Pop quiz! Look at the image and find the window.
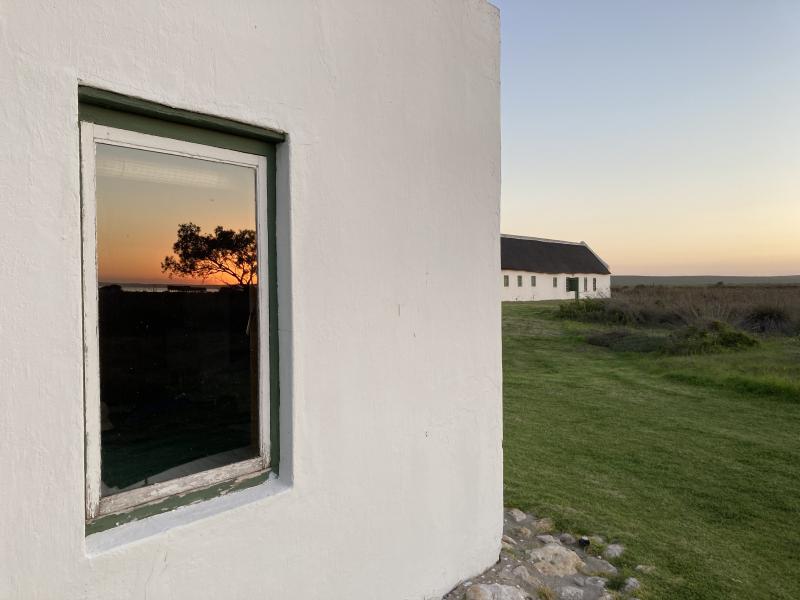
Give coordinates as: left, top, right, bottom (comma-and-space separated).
584, 277, 588, 292
553, 276, 558, 288
79, 89, 282, 528
503, 275, 509, 287
566, 277, 579, 293
593, 277, 597, 292
517, 275, 523, 287
531, 275, 536, 287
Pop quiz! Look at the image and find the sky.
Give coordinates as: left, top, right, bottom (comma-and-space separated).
96, 144, 256, 285
492, 0, 800, 275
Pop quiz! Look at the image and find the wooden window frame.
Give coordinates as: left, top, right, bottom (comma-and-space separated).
80, 122, 272, 523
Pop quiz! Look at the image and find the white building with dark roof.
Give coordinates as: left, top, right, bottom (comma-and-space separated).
501, 235, 611, 301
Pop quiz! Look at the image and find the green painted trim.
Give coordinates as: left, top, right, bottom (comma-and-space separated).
79, 104, 275, 156
85, 471, 270, 535
266, 147, 281, 475
78, 86, 285, 143
80, 88, 283, 530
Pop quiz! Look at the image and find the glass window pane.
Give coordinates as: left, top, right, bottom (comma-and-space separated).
95, 143, 259, 496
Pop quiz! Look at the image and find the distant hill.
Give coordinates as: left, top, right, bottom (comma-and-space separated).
613, 275, 800, 287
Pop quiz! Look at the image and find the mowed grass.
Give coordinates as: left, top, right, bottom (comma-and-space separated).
503, 302, 800, 600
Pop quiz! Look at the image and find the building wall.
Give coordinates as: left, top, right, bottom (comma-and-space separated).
0, 2, 502, 599
501, 271, 612, 301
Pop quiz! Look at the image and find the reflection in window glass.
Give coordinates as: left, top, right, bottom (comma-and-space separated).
96, 143, 259, 495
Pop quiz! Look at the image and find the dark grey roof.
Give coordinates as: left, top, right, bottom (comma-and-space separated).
501, 236, 610, 275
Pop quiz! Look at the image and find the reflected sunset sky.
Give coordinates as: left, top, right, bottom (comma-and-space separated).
96, 144, 256, 285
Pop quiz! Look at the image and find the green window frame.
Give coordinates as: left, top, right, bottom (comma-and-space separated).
531, 275, 536, 287
517, 275, 523, 287
504, 275, 509, 287
79, 87, 285, 534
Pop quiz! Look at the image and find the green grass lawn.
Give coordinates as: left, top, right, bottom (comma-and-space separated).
503, 302, 800, 600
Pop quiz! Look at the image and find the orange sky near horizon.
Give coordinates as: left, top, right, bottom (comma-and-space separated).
96, 144, 257, 285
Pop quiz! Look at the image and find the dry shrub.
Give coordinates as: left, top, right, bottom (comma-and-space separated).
565, 285, 800, 335
585, 322, 758, 355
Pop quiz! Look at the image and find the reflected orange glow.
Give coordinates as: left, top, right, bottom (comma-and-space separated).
96, 144, 257, 286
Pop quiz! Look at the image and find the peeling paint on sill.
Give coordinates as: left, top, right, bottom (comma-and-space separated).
85, 469, 270, 535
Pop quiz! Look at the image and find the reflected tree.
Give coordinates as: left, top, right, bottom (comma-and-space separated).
162, 222, 260, 447
161, 223, 257, 287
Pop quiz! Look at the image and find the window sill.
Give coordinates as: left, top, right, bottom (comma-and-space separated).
85, 470, 290, 555
94, 455, 268, 520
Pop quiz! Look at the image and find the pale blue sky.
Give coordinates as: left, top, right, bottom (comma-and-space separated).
492, 1, 800, 275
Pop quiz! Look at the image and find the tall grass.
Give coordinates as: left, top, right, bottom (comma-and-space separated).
561, 285, 800, 335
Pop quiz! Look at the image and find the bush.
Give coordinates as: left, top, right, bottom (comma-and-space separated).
741, 306, 795, 334
585, 322, 758, 355
664, 322, 758, 355
586, 330, 665, 353
557, 298, 608, 321
558, 285, 800, 337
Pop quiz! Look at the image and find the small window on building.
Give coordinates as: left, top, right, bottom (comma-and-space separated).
531, 275, 536, 287
517, 275, 523, 287
566, 277, 579, 293
593, 277, 597, 291
79, 91, 282, 527
504, 275, 509, 287
553, 276, 558, 288
584, 277, 588, 292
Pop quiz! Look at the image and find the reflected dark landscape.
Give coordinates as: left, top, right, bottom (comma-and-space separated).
99, 284, 256, 492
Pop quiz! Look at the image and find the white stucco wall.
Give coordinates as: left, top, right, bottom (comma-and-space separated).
501, 272, 612, 301
0, 2, 501, 599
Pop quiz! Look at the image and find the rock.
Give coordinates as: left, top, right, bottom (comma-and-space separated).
622, 577, 641, 594
558, 586, 584, 600
507, 508, 527, 523
635, 564, 656, 574
502, 535, 516, 545
588, 535, 605, 547
465, 583, 528, 600
603, 544, 624, 559
530, 544, 585, 577
518, 527, 533, 539
501, 541, 513, 551
581, 556, 618, 576
572, 575, 585, 587
536, 534, 558, 545
533, 517, 555, 533
512, 565, 542, 588
584, 576, 607, 589
559, 533, 576, 545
